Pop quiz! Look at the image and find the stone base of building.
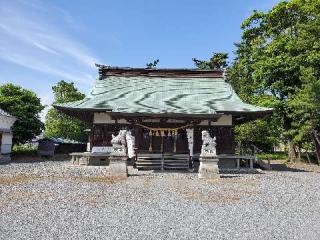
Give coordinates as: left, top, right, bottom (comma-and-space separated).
0, 154, 11, 164
109, 155, 128, 177
70, 152, 110, 166
198, 156, 219, 179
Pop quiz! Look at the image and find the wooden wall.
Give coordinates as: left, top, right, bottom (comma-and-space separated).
91, 124, 235, 155
91, 124, 132, 147
193, 126, 235, 154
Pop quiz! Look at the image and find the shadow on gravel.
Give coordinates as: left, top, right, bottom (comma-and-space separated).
129, 170, 195, 177
270, 163, 311, 172
152, 170, 193, 174
220, 175, 242, 179
10, 154, 71, 164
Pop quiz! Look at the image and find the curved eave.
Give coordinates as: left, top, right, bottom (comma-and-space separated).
229, 109, 273, 124
54, 105, 110, 112
54, 104, 273, 124
53, 105, 95, 124
217, 109, 273, 116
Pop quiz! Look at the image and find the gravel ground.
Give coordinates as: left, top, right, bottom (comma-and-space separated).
1, 160, 320, 240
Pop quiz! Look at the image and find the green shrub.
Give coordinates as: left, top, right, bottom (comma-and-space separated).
12, 144, 37, 156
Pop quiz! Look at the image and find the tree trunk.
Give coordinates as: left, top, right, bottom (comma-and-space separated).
288, 140, 297, 162
296, 144, 301, 162
312, 130, 320, 165
306, 151, 311, 164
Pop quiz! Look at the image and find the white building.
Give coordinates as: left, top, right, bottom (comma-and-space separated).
0, 109, 16, 163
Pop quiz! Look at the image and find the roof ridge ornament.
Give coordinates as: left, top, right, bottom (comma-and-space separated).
94, 64, 224, 78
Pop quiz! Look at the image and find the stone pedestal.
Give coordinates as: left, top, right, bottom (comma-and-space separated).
198, 156, 219, 179
198, 130, 219, 179
109, 153, 128, 177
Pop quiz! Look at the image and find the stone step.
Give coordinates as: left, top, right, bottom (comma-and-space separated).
137, 166, 189, 170
136, 154, 190, 170
164, 163, 189, 167
164, 166, 189, 170
163, 159, 189, 162
136, 163, 162, 166
136, 166, 162, 170
137, 159, 188, 163
136, 162, 188, 165
136, 160, 189, 163
136, 159, 161, 162
138, 155, 189, 158
137, 163, 189, 170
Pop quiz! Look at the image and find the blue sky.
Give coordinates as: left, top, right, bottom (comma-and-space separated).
0, 0, 280, 119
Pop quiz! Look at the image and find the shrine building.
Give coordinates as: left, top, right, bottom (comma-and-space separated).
54, 65, 272, 170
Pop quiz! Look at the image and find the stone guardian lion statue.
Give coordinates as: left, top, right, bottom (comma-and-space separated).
111, 130, 127, 155
200, 130, 217, 157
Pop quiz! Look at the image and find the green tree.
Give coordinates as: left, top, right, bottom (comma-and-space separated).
146, 59, 159, 69
288, 67, 320, 162
45, 80, 87, 142
0, 83, 44, 144
192, 52, 228, 70
228, 0, 320, 161
193, 52, 281, 152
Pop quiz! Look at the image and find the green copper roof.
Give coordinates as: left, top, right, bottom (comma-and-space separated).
55, 76, 272, 115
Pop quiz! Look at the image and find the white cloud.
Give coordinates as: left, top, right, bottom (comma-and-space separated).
1, 52, 94, 86
32, 42, 60, 55
0, 0, 99, 87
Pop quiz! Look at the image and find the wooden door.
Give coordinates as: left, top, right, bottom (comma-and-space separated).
163, 136, 174, 153
175, 130, 189, 154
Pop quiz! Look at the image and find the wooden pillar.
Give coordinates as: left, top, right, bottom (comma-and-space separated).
161, 132, 164, 171
161, 136, 164, 153
90, 125, 95, 150
186, 128, 194, 170
250, 158, 254, 169
173, 135, 177, 153
161, 154, 164, 171
236, 158, 240, 169
149, 131, 153, 153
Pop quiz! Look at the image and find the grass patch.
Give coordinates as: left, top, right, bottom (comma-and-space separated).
257, 152, 288, 160
0, 175, 40, 185
0, 175, 125, 186
258, 152, 320, 164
